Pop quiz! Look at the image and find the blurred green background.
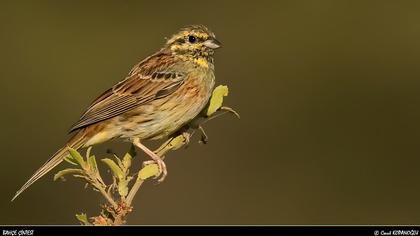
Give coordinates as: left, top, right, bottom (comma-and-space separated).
1, 0, 420, 225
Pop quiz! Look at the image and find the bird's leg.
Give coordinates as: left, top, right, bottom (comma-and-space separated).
132, 137, 167, 182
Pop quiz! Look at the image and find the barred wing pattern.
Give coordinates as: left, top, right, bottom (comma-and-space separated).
69, 52, 185, 132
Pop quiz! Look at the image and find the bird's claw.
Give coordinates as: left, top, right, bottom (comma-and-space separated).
142, 158, 167, 182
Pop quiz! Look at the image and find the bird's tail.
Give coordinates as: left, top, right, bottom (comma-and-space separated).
11, 130, 87, 201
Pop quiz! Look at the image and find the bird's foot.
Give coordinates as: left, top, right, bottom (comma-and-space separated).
142, 158, 167, 182
133, 137, 168, 182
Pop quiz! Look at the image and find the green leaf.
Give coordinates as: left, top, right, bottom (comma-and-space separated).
102, 158, 124, 180
75, 213, 88, 224
169, 134, 189, 151
63, 155, 78, 166
88, 155, 98, 172
72, 174, 90, 181
113, 154, 124, 170
68, 148, 86, 167
138, 164, 159, 180
122, 153, 132, 170
54, 168, 84, 181
118, 179, 129, 197
206, 85, 229, 116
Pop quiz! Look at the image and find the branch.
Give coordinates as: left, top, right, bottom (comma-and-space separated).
54, 85, 239, 225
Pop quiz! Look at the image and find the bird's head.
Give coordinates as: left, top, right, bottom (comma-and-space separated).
164, 25, 221, 62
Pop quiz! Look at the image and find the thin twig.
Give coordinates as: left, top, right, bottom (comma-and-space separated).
96, 183, 118, 209
126, 179, 144, 206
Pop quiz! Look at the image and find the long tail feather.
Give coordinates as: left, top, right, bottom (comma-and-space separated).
12, 131, 86, 201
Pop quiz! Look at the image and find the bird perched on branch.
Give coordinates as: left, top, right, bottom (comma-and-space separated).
12, 25, 221, 201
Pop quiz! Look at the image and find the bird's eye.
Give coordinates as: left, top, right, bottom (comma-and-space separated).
188, 35, 197, 43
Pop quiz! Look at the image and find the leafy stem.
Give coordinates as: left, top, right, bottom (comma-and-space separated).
54, 85, 239, 225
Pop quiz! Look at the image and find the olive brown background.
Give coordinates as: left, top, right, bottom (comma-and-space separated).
1, 1, 420, 224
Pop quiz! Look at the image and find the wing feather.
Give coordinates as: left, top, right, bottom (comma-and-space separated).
69, 52, 185, 132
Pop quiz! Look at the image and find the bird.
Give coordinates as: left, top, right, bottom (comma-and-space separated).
12, 25, 221, 201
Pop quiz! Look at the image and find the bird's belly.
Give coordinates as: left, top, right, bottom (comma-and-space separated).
116, 100, 204, 140
116, 77, 213, 140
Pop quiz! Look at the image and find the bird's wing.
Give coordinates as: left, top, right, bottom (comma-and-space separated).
69, 52, 185, 132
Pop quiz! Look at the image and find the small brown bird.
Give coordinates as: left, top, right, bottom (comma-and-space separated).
12, 25, 221, 201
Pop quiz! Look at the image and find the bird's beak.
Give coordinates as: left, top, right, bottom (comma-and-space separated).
203, 38, 222, 49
